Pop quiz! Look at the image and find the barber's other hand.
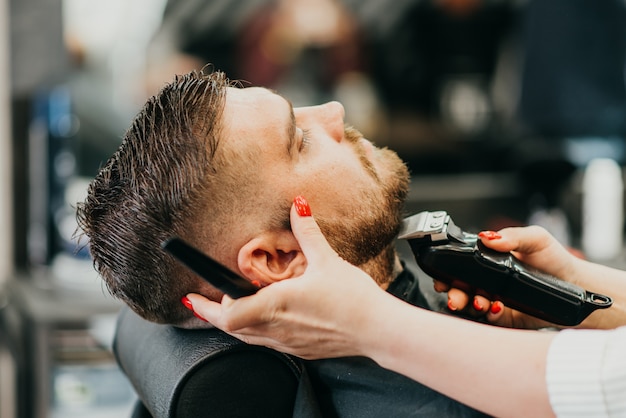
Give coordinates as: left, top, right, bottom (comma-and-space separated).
186, 196, 386, 359
436, 225, 579, 329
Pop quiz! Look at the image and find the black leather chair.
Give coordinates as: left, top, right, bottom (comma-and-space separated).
113, 306, 315, 418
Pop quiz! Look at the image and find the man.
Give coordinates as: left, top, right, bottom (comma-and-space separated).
78, 68, 407, 326
77, 68, 486, 417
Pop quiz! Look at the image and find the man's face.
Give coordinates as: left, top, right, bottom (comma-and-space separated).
221, 87, 409, 280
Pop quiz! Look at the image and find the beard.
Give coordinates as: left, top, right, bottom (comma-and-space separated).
316, 128, 410, 285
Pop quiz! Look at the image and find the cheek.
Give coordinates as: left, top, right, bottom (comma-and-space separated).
300, 167, 358, 198
290, 145, 387, 210
302, 174, 381, 220
307, 151, 373, 185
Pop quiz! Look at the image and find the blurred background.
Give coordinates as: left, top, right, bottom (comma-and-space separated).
1, 0, 626, 417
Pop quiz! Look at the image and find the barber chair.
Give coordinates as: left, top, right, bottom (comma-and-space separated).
113, 306, 314, 418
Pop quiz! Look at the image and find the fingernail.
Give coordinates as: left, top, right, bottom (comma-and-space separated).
193, 311, 208, 322
478, 231, 502, 240
472, 298, 483, 311
447, 298, 457, 312
294, 195, 311, 217
181, 296, 194, 311
182, 296, 207, 321
490, 301, 503, 314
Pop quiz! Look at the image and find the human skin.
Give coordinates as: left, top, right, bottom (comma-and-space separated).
187, 199, 626, 418
445, 226, 626, 330
209, 86, 408, 287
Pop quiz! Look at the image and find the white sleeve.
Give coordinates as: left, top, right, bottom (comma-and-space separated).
546, 326, 626, 418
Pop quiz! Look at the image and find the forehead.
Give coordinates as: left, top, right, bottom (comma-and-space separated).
224, 86, 289, 119
218, 87, 292, 161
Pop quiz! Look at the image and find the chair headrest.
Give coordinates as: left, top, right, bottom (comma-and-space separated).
113, 306, 303, 418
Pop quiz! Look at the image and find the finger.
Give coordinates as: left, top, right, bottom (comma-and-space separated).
471, 295, 491, 314
484, 302, 529, 329
498, 225, 552, 254
433, 280, 450, 293
486, 300, 505, 322
290, 195, 340, 265
479, 225, 551, 254
447, 288, 470, 312
184, 293, 226, 326
484, 301, 536, 329
187, 292, 272, 332
486, 302, 555, 330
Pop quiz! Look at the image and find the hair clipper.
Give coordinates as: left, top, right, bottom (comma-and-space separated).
398, 211, 613, 326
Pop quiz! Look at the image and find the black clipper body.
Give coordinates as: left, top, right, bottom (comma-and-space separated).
398, 211, 613, 326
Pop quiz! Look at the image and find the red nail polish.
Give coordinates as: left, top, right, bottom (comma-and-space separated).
490, 301, 503, 314
478, 231, 502, 240
473, 298, 483, 311
294, 195, 311, 217
447, 299, 457, 312
194, 311, 208, 322
181, 296, 193, 311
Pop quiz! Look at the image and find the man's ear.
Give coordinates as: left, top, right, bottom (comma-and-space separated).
237, 231, 307, 285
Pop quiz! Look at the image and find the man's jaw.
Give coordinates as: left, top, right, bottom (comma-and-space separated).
356, 244, 399, 288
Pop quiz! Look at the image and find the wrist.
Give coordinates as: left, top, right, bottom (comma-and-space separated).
357, 292, 422, 367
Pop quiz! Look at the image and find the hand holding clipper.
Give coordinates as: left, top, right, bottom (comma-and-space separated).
398, 211, 613, 326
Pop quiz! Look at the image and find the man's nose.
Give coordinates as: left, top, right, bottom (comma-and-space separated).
297, 101, 345, 143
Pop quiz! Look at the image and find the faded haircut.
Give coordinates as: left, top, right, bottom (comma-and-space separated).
76, 69, 232, 324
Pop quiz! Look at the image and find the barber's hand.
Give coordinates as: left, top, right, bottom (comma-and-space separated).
185, 196, 386, 359
436, 225, 579, 329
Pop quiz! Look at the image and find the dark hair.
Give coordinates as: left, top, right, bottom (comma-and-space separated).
76, 69, 231, 324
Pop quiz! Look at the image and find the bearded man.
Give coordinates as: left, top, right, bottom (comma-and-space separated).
77, 68, 487, 417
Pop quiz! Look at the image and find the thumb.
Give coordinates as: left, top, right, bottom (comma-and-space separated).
480, 225, 553, 254
290, 196, 339, 265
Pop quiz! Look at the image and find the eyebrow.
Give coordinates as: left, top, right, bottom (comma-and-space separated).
285, 99, 296, 157
265, 88, 296, 157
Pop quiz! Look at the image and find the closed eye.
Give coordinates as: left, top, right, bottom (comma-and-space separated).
299, 128, 312, 151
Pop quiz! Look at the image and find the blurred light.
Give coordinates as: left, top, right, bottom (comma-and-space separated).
62, 0, 166, 62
